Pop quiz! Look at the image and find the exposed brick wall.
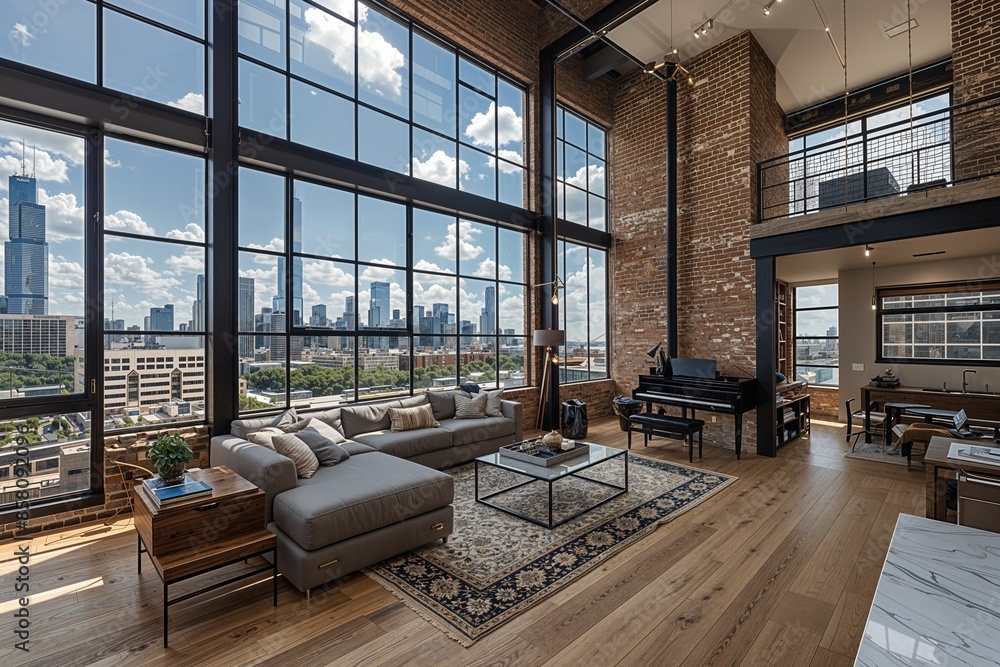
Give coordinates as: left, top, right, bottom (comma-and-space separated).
0, 425, 209, 541
611, 32, 784, 454
952, 0, 1000, 181
561, 379, 616, 420
808, 387, 839, 418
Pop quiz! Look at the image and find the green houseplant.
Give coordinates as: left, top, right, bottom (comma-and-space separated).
146, 434, 193, 485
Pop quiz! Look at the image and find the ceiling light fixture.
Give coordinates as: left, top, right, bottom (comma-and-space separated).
885, 18, 918, 38
865, 244, 873, 257
871, 261, 877, 311
763, 0, 777, 16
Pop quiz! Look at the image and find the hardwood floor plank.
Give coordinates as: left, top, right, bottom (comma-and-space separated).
0, 418, 927, 667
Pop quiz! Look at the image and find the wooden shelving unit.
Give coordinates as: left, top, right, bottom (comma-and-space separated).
775, 280, 793, 379
776, 394, 810, 447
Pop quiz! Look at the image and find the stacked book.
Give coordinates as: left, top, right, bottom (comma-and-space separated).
142, 475, 213, 507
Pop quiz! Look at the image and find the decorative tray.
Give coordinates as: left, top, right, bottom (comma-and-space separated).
499, 440, 590, 467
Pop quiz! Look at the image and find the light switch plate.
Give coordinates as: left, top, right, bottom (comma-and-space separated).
852, 363, 865, 372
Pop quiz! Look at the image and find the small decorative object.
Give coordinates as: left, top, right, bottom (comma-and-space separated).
560, 438, 575, 451
542, 430, 563, 448
146, 433, 194, 485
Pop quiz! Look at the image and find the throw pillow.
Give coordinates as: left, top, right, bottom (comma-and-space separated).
230, 407, 299, 439
454, 392, 488, 419
459, 382, 481, 394
247, 426, 283, 450
271, 433, 320, 478
388, 404, 440, 431
277, 419, 310, 434
484, 389, 503, 417
295, 426, 351, 466
304, 417, 347, 443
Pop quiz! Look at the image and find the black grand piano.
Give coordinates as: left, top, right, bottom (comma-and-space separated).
632, 358, 757, 459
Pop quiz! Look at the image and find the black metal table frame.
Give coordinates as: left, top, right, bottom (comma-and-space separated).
138, 534, 278, 647
474, 451, 628, 528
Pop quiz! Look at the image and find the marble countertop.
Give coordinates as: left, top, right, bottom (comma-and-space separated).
856, 514, 1000, 666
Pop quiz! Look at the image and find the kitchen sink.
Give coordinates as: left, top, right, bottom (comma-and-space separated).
920, 388, 998, 397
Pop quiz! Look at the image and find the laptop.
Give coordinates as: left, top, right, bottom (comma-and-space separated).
951, 409, 981, 439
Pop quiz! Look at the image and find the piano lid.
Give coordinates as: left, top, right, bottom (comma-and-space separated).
670, 358, 717, 379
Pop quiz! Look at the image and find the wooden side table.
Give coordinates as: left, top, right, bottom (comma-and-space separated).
133, 466, 277, 647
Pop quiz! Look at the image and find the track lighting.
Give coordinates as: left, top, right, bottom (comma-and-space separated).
694, 18, 713, 38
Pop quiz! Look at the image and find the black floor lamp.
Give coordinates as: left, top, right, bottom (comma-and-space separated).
534, 329, 564, 430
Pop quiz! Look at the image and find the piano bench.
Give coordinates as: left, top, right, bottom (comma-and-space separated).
627, 413, 705, 462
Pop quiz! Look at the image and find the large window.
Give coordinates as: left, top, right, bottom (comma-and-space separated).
556, 106, 608, 230
237, 0, 526, 206
236, 168, 528, 412
0, 1, 207, 113
879, 281, 1000, 364
786, 92, 951, 215
794, 284, 839, 386
102, 138, 207, 430
0, 118, 94, 512
558, 240, 607, 383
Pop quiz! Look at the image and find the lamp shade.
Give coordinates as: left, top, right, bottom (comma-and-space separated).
533, 329, 565, 347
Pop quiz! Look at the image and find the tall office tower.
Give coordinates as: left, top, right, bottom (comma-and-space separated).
460, 321, 476, 335
0, 295, 7, 314
269, 312, 303, 362
273, 199, 304, 325
4, 173, 49, 314
479, 285, 496, 336
344, 296, 355, 330
149, 304, 174, 331
103, 318, 125, 350
238, 277, 255, 358
192, 274, 206, 331
254, 306, 272, 350
413, 305, 424, 328
432, 303, 449, 348
310, 304, 327, 327
369, 282, 390, 327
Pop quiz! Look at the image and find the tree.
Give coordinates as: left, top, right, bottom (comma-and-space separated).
239, 394, 270, 411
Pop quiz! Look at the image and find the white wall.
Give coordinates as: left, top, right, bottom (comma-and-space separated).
837, 253, 1000, 420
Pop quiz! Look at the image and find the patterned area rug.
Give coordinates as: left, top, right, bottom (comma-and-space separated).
843, 440, 907, 466
364, 452, 736, 645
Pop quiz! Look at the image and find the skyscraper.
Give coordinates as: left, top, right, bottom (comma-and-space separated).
4, 173, 48, 314
238, 277, 255, 358
273, 199, 304, 325
369, 282, 390, 327
310, 304, 327, 327
345, 296, 355, 330
192, 274, 205, 331
480, 285, 496, 336
150, 304, 174, 331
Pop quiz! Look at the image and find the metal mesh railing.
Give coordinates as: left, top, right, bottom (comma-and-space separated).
757, 93, 1000, 222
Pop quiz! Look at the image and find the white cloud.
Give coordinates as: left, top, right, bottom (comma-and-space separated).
435, 220, 482, 261
0, 121, 85, 166
167, 92, 205, 115
38, 188, 84, 241
165, 247, 203, 274
104, 150, 120, 168
105, 252, 181, 304
247, 238, 285, 253
0, 144, 69, 183
9, 23, 33, 49
411, 150, 469, 188
302, 8, 356, 78
357, 8, 406, 102
497, 149, 523, 169
166, 223, 205, 242
471, 257, 513, 281
303, 260, 354, 288
105, 210, 156, 236
463, 103, 523, 151
413, 259, 452, 274
48, 254, 84, 291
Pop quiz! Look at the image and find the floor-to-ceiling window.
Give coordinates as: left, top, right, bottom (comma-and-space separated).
556, 106, 607, 231
794, 284, 839, 386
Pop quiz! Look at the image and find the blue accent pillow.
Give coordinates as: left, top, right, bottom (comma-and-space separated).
776, 372, 787, 384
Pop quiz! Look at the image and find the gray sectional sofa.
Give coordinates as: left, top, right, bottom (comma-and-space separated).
210, 389, 521, 594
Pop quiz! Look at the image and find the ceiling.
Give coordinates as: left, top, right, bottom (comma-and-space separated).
604, 0, 952, 112
775, 227, 1000, 284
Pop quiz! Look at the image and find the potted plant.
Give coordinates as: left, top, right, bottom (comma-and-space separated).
146, 434, 193, 486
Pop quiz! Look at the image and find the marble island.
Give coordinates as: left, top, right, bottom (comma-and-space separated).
856, 514, 1000, 666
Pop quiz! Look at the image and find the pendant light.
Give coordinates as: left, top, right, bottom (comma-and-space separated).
871, 261, 877, 311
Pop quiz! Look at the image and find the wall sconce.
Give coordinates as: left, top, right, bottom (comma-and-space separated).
536, 276, 565, 305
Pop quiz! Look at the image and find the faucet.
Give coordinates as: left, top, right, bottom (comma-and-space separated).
963, 369, 977, 393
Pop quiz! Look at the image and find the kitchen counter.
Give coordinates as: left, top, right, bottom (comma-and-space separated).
855, 514, 1000, 666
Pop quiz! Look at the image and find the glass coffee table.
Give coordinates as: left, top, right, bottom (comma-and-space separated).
474, 443, 628, 528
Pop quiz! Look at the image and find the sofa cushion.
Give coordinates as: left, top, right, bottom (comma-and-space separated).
484, 390, 504, 417
271, 433, 320, 479
341, 441, 376, 456
296, 425, 351, 466
439, 416, 516, 446
353, 427, 453, 459
340, 403, 392, 439
310, 408, 343, 434
454, 393, 488, 419
427, 390, 469, 421
389, 404, 439, 431
272, 452, 454, 550
304, 417, 347, 444
393, 394, 430, 409
231, 408, 299, 439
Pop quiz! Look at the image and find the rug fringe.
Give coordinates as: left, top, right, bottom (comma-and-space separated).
363, 568, 474, 647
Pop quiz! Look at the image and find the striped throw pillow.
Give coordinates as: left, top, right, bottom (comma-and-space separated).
271, 433, 320, 479
388, 404, 440, 432
454, 393, 488, 419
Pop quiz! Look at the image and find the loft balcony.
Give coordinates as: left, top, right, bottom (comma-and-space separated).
754, 93, 1000, 238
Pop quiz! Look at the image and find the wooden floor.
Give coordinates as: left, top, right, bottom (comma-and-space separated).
1, 414, 926, 667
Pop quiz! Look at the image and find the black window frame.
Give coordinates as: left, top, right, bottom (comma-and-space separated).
793, 283, 840, 388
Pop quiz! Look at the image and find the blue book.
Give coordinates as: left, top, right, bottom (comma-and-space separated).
143, 475, 212, 506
